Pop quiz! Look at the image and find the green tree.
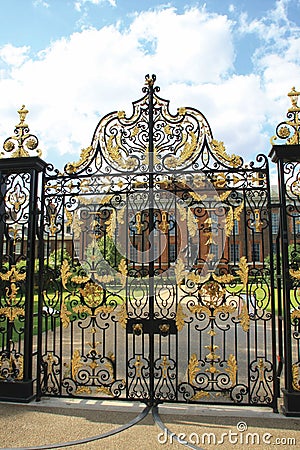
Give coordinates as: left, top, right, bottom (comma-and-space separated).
98, 236, 123, 269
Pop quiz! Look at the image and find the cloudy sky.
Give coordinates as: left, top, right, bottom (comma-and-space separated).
0, 0, 299, 174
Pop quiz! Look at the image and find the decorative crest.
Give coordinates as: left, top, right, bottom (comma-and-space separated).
271, 86, 300, 145
2, 105, 42, 158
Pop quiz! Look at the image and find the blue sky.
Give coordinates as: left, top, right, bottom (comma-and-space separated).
0, 0, 299, 174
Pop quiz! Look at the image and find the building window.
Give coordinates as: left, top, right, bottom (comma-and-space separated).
74, 240, 80, 257
210, 243, 219, 259
272, 213, 279, 234
130, 244, 138, 261
129, 218, 136, 236
230, 244, 239, 261
154, 243, 159, 260
252, 243, 260, 262
294, 217, 300, 235
15, 242, 21, 254
210, 212, 219, 234
169, 243, 177, 263
169, 214, 176, 236
231, 219, 239, 235
249, 210, 262, 232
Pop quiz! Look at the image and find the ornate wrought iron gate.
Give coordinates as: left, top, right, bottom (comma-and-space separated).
0, 76, 280, 412
36, 75, 277, 408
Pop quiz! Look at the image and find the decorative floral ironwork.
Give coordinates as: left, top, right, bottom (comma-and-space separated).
0, 266, 26, 322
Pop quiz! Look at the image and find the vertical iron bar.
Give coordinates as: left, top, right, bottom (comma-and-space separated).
23, 168, 38, 382
277, 159, 293, 392
276, 226, 284, 397
147, 76, 155, 404
36, 168, 46, 401
265, 166, 278, 412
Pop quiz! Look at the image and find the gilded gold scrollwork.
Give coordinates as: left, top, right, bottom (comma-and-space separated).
165, 131, 198, 168
106, 135, 137, 169
65, 146, 94, 174
211, 140, 242, 168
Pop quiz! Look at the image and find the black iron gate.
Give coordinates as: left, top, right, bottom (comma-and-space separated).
0, 76, 280, 411
36, 75, 277, 408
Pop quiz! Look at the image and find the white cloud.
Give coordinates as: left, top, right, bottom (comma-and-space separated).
74, 0, 116, 12
33, 0, 50, 7
236, 0, 300, 128
238, 0, 291, 43
0, 44, 30, 68
0, 4, 298, 169
129, 7, 235, 84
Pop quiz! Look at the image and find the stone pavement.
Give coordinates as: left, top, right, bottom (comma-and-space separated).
0, 398, 299, 450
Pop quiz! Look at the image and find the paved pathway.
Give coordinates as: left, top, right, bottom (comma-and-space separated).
0, 398, 300, 450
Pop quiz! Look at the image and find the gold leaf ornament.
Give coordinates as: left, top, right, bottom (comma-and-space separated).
61, 260, 72, 290
176, 303, 187, 331
65, 146, 94, 174
107, 135, 137, 169
237, 256, 249, 288
292, 364, 300, 391
187, 208, 198, 237
290, 269, 300, 279
212, 273, 235, 284
0, 266, 26, 283
187, 353, 200, 385
238, 301, 250, 332
117, 302, 128, 329
225, 354, 238, 387
118, 259, 127, 287
71, 349, 83, 379
106, 209, 116, 238
190, 390, 210, 401
175, 258, 186, 286
225, 206, 234, 237
211, 139, 242, 168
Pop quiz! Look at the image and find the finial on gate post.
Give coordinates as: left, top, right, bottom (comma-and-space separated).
288, 87, 300, 112
145, 74, 156, 86
143, 74, 160, 94
2, 105, 42, 158
270, 86, 300, 145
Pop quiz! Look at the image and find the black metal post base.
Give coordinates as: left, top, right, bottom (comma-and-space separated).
0, 380, 35, 403
281, 389, 300, 417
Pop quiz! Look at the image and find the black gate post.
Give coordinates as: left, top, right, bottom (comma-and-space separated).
269, 87, 300, 416
0, 106, 47, 402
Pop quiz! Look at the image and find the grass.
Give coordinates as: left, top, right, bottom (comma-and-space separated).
0, 280, 288, 348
